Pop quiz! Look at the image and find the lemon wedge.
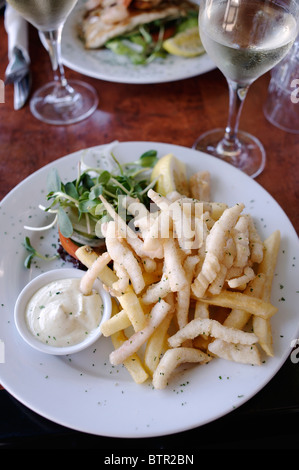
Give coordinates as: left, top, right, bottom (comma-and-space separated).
150, 153, 189, 196
162, 27, 205, 58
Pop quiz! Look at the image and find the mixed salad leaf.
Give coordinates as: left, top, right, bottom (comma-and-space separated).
23, 146, 159, 268
41, 148, 158, 242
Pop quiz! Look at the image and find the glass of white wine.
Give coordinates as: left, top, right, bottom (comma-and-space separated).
193, 0, 299, 177
7, 0, 98, 125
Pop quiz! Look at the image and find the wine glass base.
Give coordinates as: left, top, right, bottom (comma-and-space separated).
30, 79, 98, 125
193, 128, 266, 178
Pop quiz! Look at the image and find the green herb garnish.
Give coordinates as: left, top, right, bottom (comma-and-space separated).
40, 148, 158, 240
23, 236, 58, 268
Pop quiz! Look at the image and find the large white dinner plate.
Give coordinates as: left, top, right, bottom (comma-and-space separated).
0, 141, 298, 438
61, 0, 215, 84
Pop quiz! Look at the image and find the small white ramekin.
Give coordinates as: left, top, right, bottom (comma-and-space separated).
14, 268, 112, 355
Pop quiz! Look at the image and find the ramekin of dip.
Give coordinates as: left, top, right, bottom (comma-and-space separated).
14, 268, 112, 355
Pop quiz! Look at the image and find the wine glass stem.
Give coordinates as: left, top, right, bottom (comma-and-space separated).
219, 79, 250, 158
39, 26, 75, 99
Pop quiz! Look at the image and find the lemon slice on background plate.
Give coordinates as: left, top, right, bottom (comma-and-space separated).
150, 153, 189, 196
163, 27, 205, 58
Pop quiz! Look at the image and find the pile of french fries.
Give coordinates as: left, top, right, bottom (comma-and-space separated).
76, 164, 280, 390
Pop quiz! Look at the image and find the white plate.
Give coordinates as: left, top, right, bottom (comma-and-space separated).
61, 0, 215, 84
0, 141, 298, 438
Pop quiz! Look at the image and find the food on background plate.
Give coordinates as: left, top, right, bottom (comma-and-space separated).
80, 0, 205, 63
162, 26, 205, 58
23, 143, 280, 389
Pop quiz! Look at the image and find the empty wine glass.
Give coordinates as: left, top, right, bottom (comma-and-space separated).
7, 0, 98, 125
193, 0, 299, 177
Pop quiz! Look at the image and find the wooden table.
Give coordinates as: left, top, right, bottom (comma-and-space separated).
0, 13, 299, 450
1, 21, 298, 232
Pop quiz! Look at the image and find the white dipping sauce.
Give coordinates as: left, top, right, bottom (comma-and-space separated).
25, 278, 103, 347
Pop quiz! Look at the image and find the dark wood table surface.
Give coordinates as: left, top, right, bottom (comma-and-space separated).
0, 10, 299, 451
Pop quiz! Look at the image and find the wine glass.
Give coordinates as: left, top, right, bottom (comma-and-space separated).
7, 0, 98, 125
193, 0, 299, 177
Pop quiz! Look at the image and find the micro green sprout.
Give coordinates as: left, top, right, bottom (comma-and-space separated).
23, 237, 59, 269
24, 147, 159, 243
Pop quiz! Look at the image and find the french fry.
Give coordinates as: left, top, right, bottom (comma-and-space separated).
107, 299, 149, 384
75, 245, 118, 287
198, 291, 278, 319
144, 310, 173, 375
117, 291, 147, 332
257, 230, 281, 302
100, 309, 131, 336
75, 245, 98, 267
109, 299, 171, 366
252, 316, 274, 357
223, 273, 266, 330
252, 230, 281, 356
111, 330, 149, 384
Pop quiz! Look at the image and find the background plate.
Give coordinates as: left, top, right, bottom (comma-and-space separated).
61, 0, 215, 84
0, 141, 298, 438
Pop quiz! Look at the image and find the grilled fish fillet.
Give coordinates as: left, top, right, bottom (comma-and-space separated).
82, 0, 198, 49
